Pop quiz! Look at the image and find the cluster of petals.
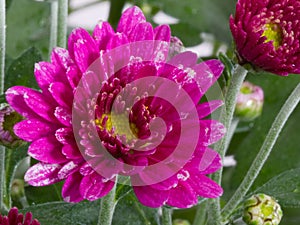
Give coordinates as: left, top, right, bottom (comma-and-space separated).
230, 0, 300, 75
6, 6, 225, 208
0, 207, 40, 225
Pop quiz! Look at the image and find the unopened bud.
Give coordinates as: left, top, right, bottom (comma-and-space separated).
235, 81, 264, 121
243, 193, 283, 225
168, 36, 184, 59
173, 219, 191, 225
0, 104, 23, 148
11, 179, 25, 201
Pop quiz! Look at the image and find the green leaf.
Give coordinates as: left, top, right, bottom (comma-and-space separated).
170, 23, 202, 47
253, 168, 300, 208
218, 53, 234, 83
25, 182, 63, 205
150, 0, 236, 45
5, 0, 13, 10
6, 0, 50, 58
5, 47, 42, 91
0, 94, 6, 104
113, 192, 160, 225
4, 144, 28, 208
115, 179, 133, 202
20, 201, 101, 225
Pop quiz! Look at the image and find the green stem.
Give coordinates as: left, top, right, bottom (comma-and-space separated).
208, 65, 247, 225
0, 0, 5, 94
162, 207, 172, 225
49, 0, 58, 55
0, 148, 5, 212
108, 0, 126, 29
57, 0, 68, 48
193, 201, 207, 225
0, 0, 6, 213
97, 183, 117, 225
70, 0, 102, 13
221, 82, 300, 221
224, 118, 239, 151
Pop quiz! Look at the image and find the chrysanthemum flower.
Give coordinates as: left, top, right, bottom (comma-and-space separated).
0, 207, 40, 225
230, 0, 300, 75
6, 6, 225, 208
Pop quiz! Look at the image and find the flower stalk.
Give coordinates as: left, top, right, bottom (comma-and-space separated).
162, 207, 172, 225
49, 0, 58, 55
97, 182, 117, 225
193, 201, 207, 225
108, 0, 126, 29
208, 65, 248, 224
221, 82, 300, 221
0, 0, 5, 94
57, 0, 68, 48
0, 0, 6, 212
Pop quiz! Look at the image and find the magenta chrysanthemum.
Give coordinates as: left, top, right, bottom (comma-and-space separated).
0, 207, 40, 225
230, 0, 300, 75
6, 6, 225, 208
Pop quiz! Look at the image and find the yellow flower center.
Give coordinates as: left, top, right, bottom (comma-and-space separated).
262, 23, 282, 49
95, 113, 138, 140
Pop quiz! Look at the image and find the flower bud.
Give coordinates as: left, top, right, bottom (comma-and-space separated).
168, 36, 184, 59
0, 104, 23, 148
243, 193, 283, 225
235, 81, 264, 121
173, 219, 191, 225
11, 179, 25, 201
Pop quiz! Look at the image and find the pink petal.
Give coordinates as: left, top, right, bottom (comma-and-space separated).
188, 172, 223, 198
147, 175, 178, 191
192, 59, 224, 96
196, 100, 224, 119
117, 6, 146, 36
28, 136, 67, 163
62, 172, 84, 202
57, 161, 80, 180
79, 172, 115, 201
168, 51, 198, 68
14, 119, 57, 142
8, 207, 19, 223
55, 127, 74, 145
22, 87, 57, 122
49, 82, 73, 109
24, 163, 62, 186
133, 185, 169, 208
154, 25, 171, 42
106, 33, 129, 50
187, 147, 222, 175
54, 107, 72, 127
93, 21, 115, 51
199, 120, 226, 146
51, 47, 74, 73
198, 149, 222, 175
62, 144, 82, 160
128, 22, 154, 42
66, 65, 81, 89
167, 182, 198, 208
6, 86, 38, 119
68, 28, 99, 73
34, 62, 57, 93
